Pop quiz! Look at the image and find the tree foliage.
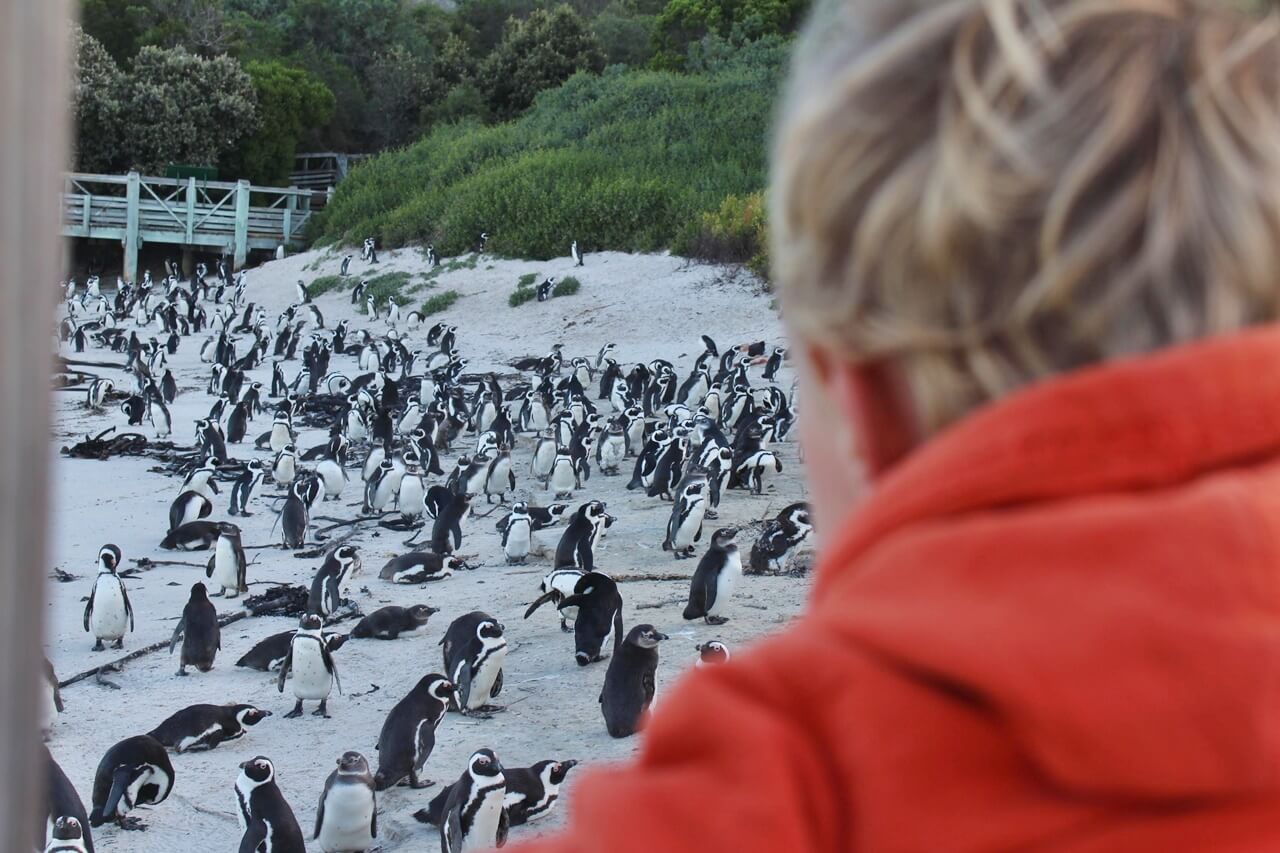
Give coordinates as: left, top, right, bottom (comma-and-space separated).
222, 60, 335, 185
479, 5, 607, 119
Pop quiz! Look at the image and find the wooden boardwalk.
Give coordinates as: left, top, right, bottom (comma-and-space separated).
62, 171, 315, 280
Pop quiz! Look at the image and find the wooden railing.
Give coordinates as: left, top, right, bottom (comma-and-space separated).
62, 171, 315, 280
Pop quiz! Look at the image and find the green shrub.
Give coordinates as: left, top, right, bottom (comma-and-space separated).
309, 274, 346, 296
518, 272, 538, 287
674, 191, 769, 281
421, 290, 462, 315
509, 287, 538, 307
315, 45, 788, 259
552, 276, 581, 297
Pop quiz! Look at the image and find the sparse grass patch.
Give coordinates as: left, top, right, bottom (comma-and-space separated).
552, 276, 581, 297
309, 274, 346, 296
421, 290, 461, 316
509, 287, 537, 307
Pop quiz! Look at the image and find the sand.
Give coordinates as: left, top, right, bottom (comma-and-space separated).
45, 245, 810, 851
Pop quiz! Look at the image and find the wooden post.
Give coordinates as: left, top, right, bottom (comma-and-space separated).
283, 188, 296, 247
0, 1, 68, 850
185, 176, 196, 245
124, 171, 141, 282
233, 179, 250, 271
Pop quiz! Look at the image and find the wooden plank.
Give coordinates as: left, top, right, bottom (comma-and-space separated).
0, 2, 67, 849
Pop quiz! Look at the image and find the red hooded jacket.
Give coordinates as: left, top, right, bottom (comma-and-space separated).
515, 327, 1280, 852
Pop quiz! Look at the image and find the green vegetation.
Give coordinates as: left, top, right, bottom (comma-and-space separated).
315, 38, 789, 259
518, 272, 539, 287
509, 287, 538, 307
421, 290, 462, 315
552, 276, 581, 297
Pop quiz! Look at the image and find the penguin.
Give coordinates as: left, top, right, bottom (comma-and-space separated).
430, 492, 469, 556
235, 756, 306, 853
748, 502, 813, 573
167, 490, 212, 532
277, 614, 342, 718
43, 748, 94, 853
236, 629, 348, 672
40, 657, 64, 740
373, 673, 457, 791
600, 624, 668, 739
683, 527, 742, 625
548, 447, 577, 499
379, 551, 464, 584
280, 482, 309, 550
695, 640, 731, 666
501, 502, 532, 565
440, 612, 507, 715
351, 604, 439, 640
169, 582, 220, 676
147, 703, 270, 753
557, 571, 624, 666
554, 500, 609, 572
523, 568, 585, 633
313, 751, 377, 852
83, 544, 133, 651
229, 459, 266, 516
307, 544, 362, 619
435, 749, 508, 853
44, 816, 91, 852
482, 449, 516, 504
88, 735, 174, 830
663, 476, 707, 559
736, 448, 782, 495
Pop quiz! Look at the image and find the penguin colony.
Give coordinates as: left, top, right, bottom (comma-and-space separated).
45, 242, 811, 851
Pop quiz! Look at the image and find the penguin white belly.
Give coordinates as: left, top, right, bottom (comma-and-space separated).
318, 460, 345, 498
399, 478, 425, 518
467, 647, 507, 709
317, 785, 375, 852
291, 646, 333, 700
269, 424, 291, 453
504, 520, 531, 561
707, 550, 742, 617
211, 537, 239, 594
466, 788, 507, 849
90, 577, 128, 639
550, 462, 576, 495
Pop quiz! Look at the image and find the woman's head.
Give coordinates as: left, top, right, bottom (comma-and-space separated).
774, 0, 1280, 525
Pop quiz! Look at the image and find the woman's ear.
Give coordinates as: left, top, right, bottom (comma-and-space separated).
805, 343, 921, 479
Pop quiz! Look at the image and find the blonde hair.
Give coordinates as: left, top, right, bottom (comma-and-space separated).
772, 0, 1280, 433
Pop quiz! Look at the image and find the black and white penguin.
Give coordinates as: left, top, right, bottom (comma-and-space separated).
663, 476, 707, 559
440, 612, 507, 715
682, 527, 742, 625
88, 735, 174, 830
147, 703, 271, 753
83, 544, 133, 651
557, 571, 624, 666
695, 640, 731, 666
434, 749, 508, 853
351, 604, 439, 640
167, 490, 212, 532
523, 568, 585, 633
307, 544, 362, 619
373, 673, 458, 790
235, 629, 348, 672
748, 502, 813, 574
203, 521, 247, 598
314, 751, 377, 852
169, 582, 220, 676
600, 624, 668, 738
277, 614, 342, 718
378, 552, 465, 584
228, 459, 266, 516
501, 502, 533, 565
235, 756, 306, 853
43, 747, 94, 853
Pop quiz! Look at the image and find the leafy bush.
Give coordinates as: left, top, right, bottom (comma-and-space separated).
518, 272, 538, 287
509, 287, 538, 307
552, 276, 581, 296
421, 290, 462, 315
315, 45, 788, 259
675, 191, 769, 280
308, 274, 346, 296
